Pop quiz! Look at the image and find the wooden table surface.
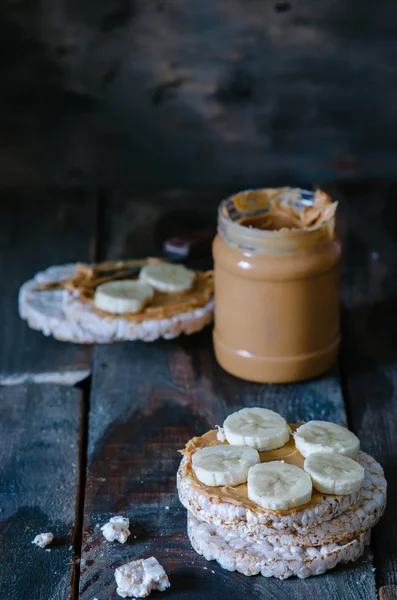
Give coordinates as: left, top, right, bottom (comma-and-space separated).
1, 183, 396, 600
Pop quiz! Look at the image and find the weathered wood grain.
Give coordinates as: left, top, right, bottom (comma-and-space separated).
327, 181, 397, 588
3, 1, 397, 187
80, 339, 376, 600
0, 191, 97, 380
100, 188, 227, 262
0, 384, 81, 599
79, 192, 377, 599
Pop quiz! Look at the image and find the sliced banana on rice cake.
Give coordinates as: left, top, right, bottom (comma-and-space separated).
223, 407, 290, 451
139, 262, 196, 293
177, 405, 387, 573
19, 260, 214, 343
303, 452, 365, 496
94, 280, 154, 314
293, 420, 360, 459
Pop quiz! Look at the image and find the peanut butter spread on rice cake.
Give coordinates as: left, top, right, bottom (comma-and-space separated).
37, 258, 214, 322
179, 426, 343, 516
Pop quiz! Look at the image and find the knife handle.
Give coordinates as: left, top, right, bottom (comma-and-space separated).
163, 227, 216, 260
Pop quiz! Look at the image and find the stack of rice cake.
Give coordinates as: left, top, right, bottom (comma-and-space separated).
177, 410, 386, 580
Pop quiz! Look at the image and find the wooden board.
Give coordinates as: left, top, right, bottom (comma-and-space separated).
326, 181, 397, 588
4, 1, 397, 188
99, 188, 227, 261
0, 384, 82, 599
80, 339, 376, 600
0, 191, 97, 381
79, 191, 377, 599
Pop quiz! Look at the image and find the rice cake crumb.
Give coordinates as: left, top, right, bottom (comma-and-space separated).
101, 516, 130, 544
115, 556, 170, 598
216, 426, 226, 442
32, 532, 54, 548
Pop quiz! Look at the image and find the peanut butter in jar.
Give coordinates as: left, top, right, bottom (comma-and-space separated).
212, 187, 341, 383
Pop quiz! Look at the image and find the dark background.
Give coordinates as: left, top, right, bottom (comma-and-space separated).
2, 0, 397, 189
1, 4, 397, 598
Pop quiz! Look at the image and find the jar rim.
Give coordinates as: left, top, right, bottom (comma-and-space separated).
218, 187, 337, 253
219, 187, 335, 233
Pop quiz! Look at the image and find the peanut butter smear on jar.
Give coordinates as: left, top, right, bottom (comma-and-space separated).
212, 187, 341, 383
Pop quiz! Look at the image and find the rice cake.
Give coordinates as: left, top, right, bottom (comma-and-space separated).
187, 512, 370, 580
19, 263, 214, 343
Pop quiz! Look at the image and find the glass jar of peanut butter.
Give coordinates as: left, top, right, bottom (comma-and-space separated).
212, 187, 341, 383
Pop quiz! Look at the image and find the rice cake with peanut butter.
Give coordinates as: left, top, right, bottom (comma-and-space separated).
178, 431, 386, 545
177, 409, 387, 576
19, 260, 214, 343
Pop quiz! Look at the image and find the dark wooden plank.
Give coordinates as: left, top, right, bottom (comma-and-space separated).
0, 190, 97, 381
80, 340, 376, 600
79, 192, 377, 599
3, 0, 397, 187
100, 188, 229, 262
0, 384, 81, 599
326, 181, 397, 589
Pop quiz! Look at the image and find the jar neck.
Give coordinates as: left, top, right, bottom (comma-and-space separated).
218, 188, 336, 255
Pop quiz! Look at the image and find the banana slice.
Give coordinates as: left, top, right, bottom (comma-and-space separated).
139, 263, 195, 293
223, 407, 290, 451
248, 461, 312, 510
293, 420, 360, 459
192, 444, 260, 487
304, 452, 365, 495
94, 280, 154, 314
